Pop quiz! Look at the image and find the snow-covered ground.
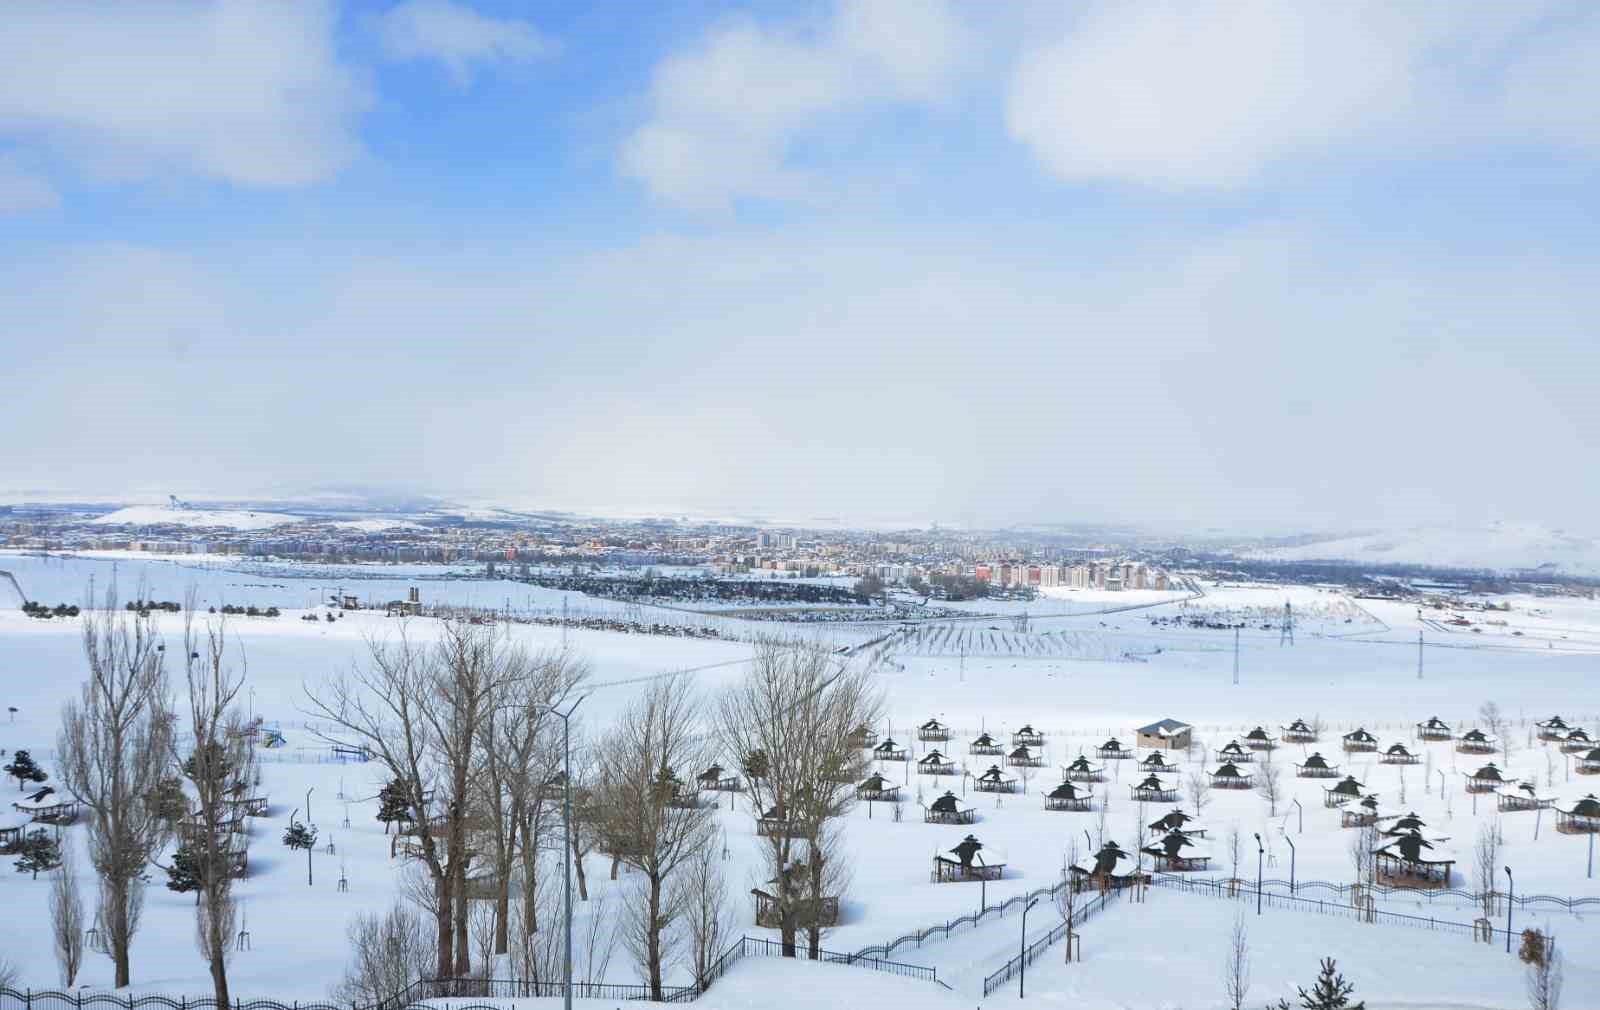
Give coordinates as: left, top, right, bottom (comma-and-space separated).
88, 507, 306, 530
1247, 519, 1600, 576
2, 555, 1598, 1007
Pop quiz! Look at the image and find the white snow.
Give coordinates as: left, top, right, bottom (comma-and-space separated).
90, 506, 304, 530
1250, 520, 1600, 575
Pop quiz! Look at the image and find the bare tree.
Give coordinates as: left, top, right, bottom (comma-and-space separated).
0, 954, 17, 989
1257, 754, 1282, 817
332, 902, 436, 1005
176, 608, 251, 1007
1481, 701, 1506, 757
1188, 768, 1211, 818
1227, 824, 1243, 894
57, 584, 175, 987
1053, 839, 1080, 963
305, 621, 525, 977
677, 835, 732, 987
593, 676, 717, 999
576, 892, 616, 985
1223, 909, 1250, 1010
1526, 935, 1563, 1010
1475, 821, 1502, 919
716, 639, 879, 959
49, 836, 85, 988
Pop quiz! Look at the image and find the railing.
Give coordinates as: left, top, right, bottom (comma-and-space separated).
981, 886, 1123, 996
850, 874, 1082, 961
1169, 875, 1600, 912
0, 936, 940, 1010
1148, 874, 1524, 947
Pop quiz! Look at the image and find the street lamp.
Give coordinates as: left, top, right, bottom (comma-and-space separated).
1284, 833, 1296, 894
1504, 866, 1513, 953
1019, 897, 1040, 999
539, 695, 586, 1010
306, 788, 315, 886
1291, 798, 1302, 834
1253, 833, 1264, 916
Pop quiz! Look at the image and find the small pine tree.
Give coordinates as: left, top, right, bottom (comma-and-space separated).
150, 776, 189, 824
165, 842, 205, 895
15, 828, 63, 879
376, 779, 412, 833
282, 819, 318, 851
1270, 957, 1366, 1010
4, 749, 48, 791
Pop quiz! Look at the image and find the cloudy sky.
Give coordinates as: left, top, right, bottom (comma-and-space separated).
3, 1, 1598, 531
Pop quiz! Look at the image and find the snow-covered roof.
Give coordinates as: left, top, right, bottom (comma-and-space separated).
1137, 718, 1191, 736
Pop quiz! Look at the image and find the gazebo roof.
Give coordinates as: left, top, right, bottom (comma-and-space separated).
1220, 740, 1247, 754
978, 764, 1012, 782
1008, 745, 1033, 760
1470, 762, 1508, 781
1377, 830, 1453, 865
1283, 718, 1313, 732
1536, 715, 1570, 729
944, 834, 1004, 867
1562, 794, 1600, 817
919, 750, 950, 764
1148, 830, 1206, 859
1385, 743, 1413, 756
699, 764, 725, 780
1135, 774, 1168, 790
1245, 726, 1273, 740
1343, 727, 1377, 741
859, 773, 891, 791
874, 738, 901, 751
929, 791, 964, 813
920, 718, 947, 730
972, 732, 996, 746
1390, 811, 1427, 832
1066, 754, 1098, 770
1048, 781, 1082, 800
1565, 728, 1593, 743
1149, 809, 1197, 833
1017, 724, 1038, 734
1299, 752, 1332, 768
1100, 737, 1124, 749
1141, 753, 1175, 767
1327, 776, 1364, 795
1419, 716, 1450, 729
1584, 748, 1600, 762
1460, 728, 1495, 742
1212, 761, 1246, 778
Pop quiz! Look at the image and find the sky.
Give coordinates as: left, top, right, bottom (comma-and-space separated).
2, 0, 1599, 533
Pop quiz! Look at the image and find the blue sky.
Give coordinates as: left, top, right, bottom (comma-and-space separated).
3, 1, 1599, 532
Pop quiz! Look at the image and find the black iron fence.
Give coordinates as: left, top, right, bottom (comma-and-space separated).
981, 886, 1123, 997
1170, 875, 1600, 912
850, 874, 1078, 961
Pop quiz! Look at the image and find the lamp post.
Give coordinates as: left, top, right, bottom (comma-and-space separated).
539, 695, 586, 1010
1504, 866, 1513, 953
1253, 833, 1264, 916
1019, 897, 1040, 999
1291, 798, 1302, 834
1284, 834, 1296, 894
306, 788, 315, 886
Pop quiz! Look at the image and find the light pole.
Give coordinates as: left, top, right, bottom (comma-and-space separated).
1291, 798, 1302, 834
1284, 834, 1296, 894
1253, 833, 1264, 916
1504, 866, 1513, 953
306, 788, 315, 886
1019, 897, 1040, 999
540, 695, 586, 1010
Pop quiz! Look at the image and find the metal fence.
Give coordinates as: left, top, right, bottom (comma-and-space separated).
1148, 873, 1525, 947
0, 937, 939, 1010
981, 886, 1123, 997
850, 875, 1078, 961
1171, 875, 1600, 912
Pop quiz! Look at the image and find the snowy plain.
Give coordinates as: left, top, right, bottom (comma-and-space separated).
1, 552, 1598, 1009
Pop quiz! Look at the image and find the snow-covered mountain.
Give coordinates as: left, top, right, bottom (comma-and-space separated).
1247, 521, 1600, 576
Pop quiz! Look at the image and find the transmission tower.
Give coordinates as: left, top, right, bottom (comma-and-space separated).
1279, 602, 1295, 646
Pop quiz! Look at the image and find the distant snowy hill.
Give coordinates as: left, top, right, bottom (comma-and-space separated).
1248, 521, 1600, 576
90, 506, 303, 531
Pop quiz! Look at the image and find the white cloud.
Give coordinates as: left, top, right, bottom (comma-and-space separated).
0, 1, 367, 190
620, 0, 968, 211
1005, 1, 1600, 190
375, 0, 556, 85
0, 156, 57, 213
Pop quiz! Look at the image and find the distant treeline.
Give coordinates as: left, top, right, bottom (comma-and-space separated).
511, 571, 864, 607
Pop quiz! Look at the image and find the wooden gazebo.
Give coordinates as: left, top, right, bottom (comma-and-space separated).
1295, 752, 1339, 779
1218, 739, 1253, 764
1244, 726, 1277, 751
1416, 716, 1452, 741
1556, 794, 1600, 834
1374, 831, 1453, 888
1579, 747, 1600, 775
1560, 728, 1594, 754
917, 718, 951, 743
873, 738, 908, 763
1280, 718, 1317, 744
849, 724, 879, 750
12, 788, 80, 825
1495, 781, 1555, 813
1340, 794, 1388, 828
1341, 728, 1379, 753
1383, 810, 1429, 836
1465, 763, 1509, 793
697, 765, 740, 792
757, 805, 802, 838
1456, 728, 1497, 754
969, 732, 1003, 756
1062, 754, 1105, 783
1131, 774, 1177, 803
1149, 808, 1205, 837
1207, 761, 1254, 790
1012, 725, 1045, 747
917, 750, 956, 776
855, 773, 900, 803
1137, 752, 1179, 777
1096, 738, 1132, 761
653, 770, 701, 809
0, 817, 25, 854
1143, 830, 1211, 872
1322, 775, 1365, 807
1044, 780, 1091, 812
1071, 841, 1146, 891
752, 863, 839, 928
933, 834, 1004, 882
1535, 716, 1571, 742
1007, 745, 1044, 769
924, 790, 975, 825
974, 765, 1018, 794
1380, 743, 1420, 765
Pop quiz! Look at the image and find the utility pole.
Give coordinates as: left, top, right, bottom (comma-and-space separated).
541, 695, 586, 1010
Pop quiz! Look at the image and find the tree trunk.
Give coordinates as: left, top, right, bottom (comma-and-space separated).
435, 875, 454, 980
572, 829, 589, 901
452, 853, 470, 977
647, 874, 664, 1001
494, 813, 516, 956
805, 846, 823, 960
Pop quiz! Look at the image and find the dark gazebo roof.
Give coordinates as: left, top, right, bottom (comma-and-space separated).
1219, 740, 1248, 756
1566, 728, 1593, 743
1384, 743, 1413, 757
859, 772, 891, 791
1048, 781, 1082, 801
1470, 762, 1508, 782
1086, 841, 1131, 876
930, 791, 963, 814
1563, 794, 1600, 817
1212, 761, 1247, 779
1245, 726, 1273, 741
1149, 809, 1197, 833
1327, 776, 1364, 796
873, 738, 901, 753
1584, 748, 1600, 762
1135, 774, 1166, 790
1354, 794, 1381, 813
1008, 745, 1034, 761
977, 764, 1010, 782
1343, 727, 1378, 742
919, 749, 950, 764
1149, 830, 1199, 859
698, 764, 726, 782
1284, 718, 1313, 732
1378, 830, 1448, 865
1066, 755, 1097, 772
1017, 724, 1038, 735
1300, 752, 1332, 769
1100, 737, 1124, 749
1389, 811, 1427, 833
1460, 728, 1492, 742
972, 732, 997, 747
1419, 716, 1450, 730
947, 834, 989, 867
920, 718, 947, 731
1140, 753, 1176, 769
1537, 715, 1570, 730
